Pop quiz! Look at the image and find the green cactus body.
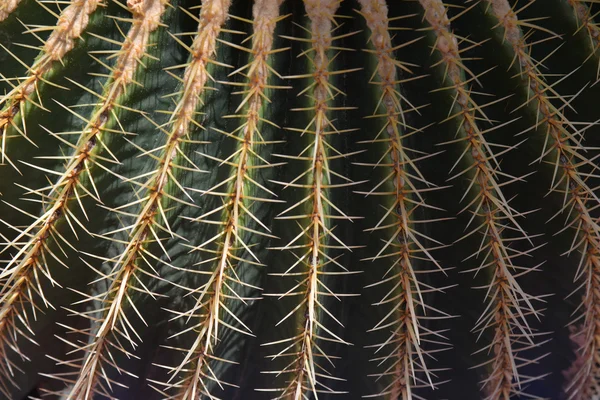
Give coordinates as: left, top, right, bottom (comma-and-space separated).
2, 0, 600, 399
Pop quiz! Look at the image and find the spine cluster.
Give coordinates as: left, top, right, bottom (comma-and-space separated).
2, 0, 600, 398
0, 0, 102, 169
0, 0, 165, 396
263, 0, 359, 398
33, 0, 169, 397
358, 0, 447, 398
568, 0, 600, 77
486, 0, 600, 398
151, 0, 285, 398
420, 0, 542, 398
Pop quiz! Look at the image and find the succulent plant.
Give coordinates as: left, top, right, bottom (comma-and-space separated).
3, 0, 600, 399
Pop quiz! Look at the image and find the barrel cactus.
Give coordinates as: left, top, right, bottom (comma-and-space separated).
1, 0, 600, 399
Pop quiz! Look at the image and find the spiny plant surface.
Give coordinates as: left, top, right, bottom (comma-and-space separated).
1, 0, 600, 399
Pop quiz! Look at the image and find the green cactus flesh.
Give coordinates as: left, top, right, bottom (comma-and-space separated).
2, 0, 600, 399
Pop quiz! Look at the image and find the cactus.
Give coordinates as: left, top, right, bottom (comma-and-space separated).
1, 0, 600, 399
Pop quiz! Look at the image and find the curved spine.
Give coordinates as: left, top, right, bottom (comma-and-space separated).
357, 1, 448, 398
0, 0, 103, 170
420, 1, 543, 398
26, 0, 169, 397
485, 1, 600, 398
0, 0, 166, 395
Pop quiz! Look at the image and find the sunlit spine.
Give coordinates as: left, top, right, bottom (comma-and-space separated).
148, 1, 286, 398
30, 0, 170, 397
0, 0, 103, 170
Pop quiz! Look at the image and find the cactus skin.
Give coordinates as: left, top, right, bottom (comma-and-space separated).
1, 0, 600, 399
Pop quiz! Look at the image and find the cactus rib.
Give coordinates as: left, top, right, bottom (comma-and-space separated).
37, 0, 169, 397
0, 0, 158, 394
261, 1, 363, 398
357, 1, 451, 398
2, 0, 600, 398
567, 0, 600, 78
419, 1, 545, 398
485, 1, 600, 398
0, 0, 103, 171
146, 0, 286, 398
